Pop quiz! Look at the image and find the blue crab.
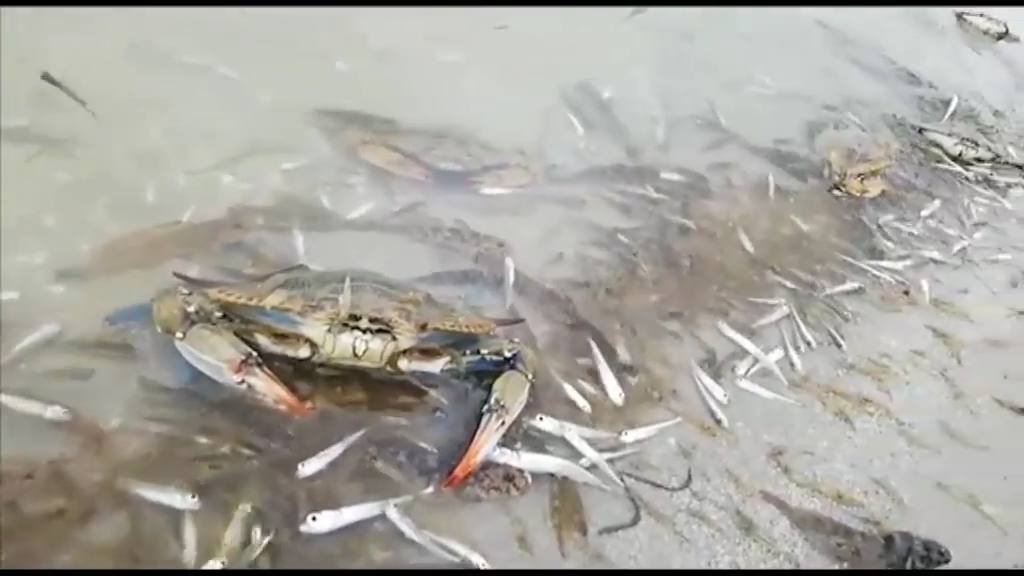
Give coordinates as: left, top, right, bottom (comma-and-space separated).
155, 266, 538, 488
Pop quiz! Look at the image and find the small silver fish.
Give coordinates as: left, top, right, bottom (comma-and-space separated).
737, 226, 756, 256
503, 256, 515, 311
587, 338, 625, 406
236, 526, 274, 567
920, 279, 931, 305
574, 378, 601, 397
694, 372, 730, 429
819, 281, 865, 298
418, 528, 491, 569
939, 95, 958, 124
578, 446, 642, 468
837, 254, 898, 285
0, 392, 74, 422
486, 445, 611, 492
120, 478, 202, 511
551, 370, 592, 414
791, 305, 818, 350
291, 228, 306, 263
749, 297, 787, 306
825, 324, 848, 352
527, 414, 618, 441
384, 503, 460, 563
296, 427, 368, 479
1, 322, 62, 365
692, 360, 730, 405
983, 253, 1012, 262
768, 172, 776, 200
1, 290, 21, 301
745, 347, 786, 379
345, 201, 374, 220
919, 199, 943, 220
717, 320, 789, 388
182, 511, 198, 568
299, 491, 424, 535
789, 214, 811, 233
207, 501, 254, 566
735, 377, 801, 406
617, 416, 682, 444
780, 324, 804, 375
751, 304, 790, 329
562, 428, 625, 488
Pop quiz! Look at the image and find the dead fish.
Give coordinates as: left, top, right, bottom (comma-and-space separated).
1, 322, 63, 365
299, 490, 426, 535
587, 337, 626, 406
692, 360, 730, 405
737, 226, 756, 256
503, 256, 516, 311
825, 324, 848, 352
549, 477, 588, 559
734, 377, 801, 406
780, 324, 804, 375
551, 370, 592, 415
955, 11, 1021, 42
417, 528, 491, 569
486, 446, 611, 492
919, 199, 943, 220
939, 95, 959, 124
562, 428, 625, 489
40, 71, 96, 118
819, 281, 864, 298
693, 371, 729, 429
205, 501, 255, 567
920, 279, 932, 306
561, 80, 640, 161
617, 417, 681, 444
384, 502, 460, 564
181, 510, 198, 568
992, 397, 1024, 416
790, 305, 818, 350
527, 414, 617, 442
0, 391, 74, 422
717, 320, 788, 388
295, 427, 368, 479
751, 304, 790, 329
119, 478, 202, 511
916, 126, 1000, 165
935, 481, 1006, 535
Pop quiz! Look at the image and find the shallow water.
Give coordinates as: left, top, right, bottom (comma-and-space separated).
2, 6, 1023, 569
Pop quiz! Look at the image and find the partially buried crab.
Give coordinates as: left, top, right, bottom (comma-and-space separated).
826, 143, 895, 199
128, 265, 538, 489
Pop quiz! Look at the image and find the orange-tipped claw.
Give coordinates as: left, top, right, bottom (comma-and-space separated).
443, 412, 504, 488
443, 369, 531, 489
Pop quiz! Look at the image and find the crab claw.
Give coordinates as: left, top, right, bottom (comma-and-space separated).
442, 369, 531, 489
173, 324, 312, 418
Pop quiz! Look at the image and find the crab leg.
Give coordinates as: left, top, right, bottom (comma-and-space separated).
442, 366, 532, 488
174, 324, 312, 417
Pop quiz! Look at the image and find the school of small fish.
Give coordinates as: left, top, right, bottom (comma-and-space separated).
6, 7, 1024, 570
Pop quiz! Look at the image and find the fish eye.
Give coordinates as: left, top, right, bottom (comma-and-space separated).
308, 513, 320, 524
188, 493, 200, 501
